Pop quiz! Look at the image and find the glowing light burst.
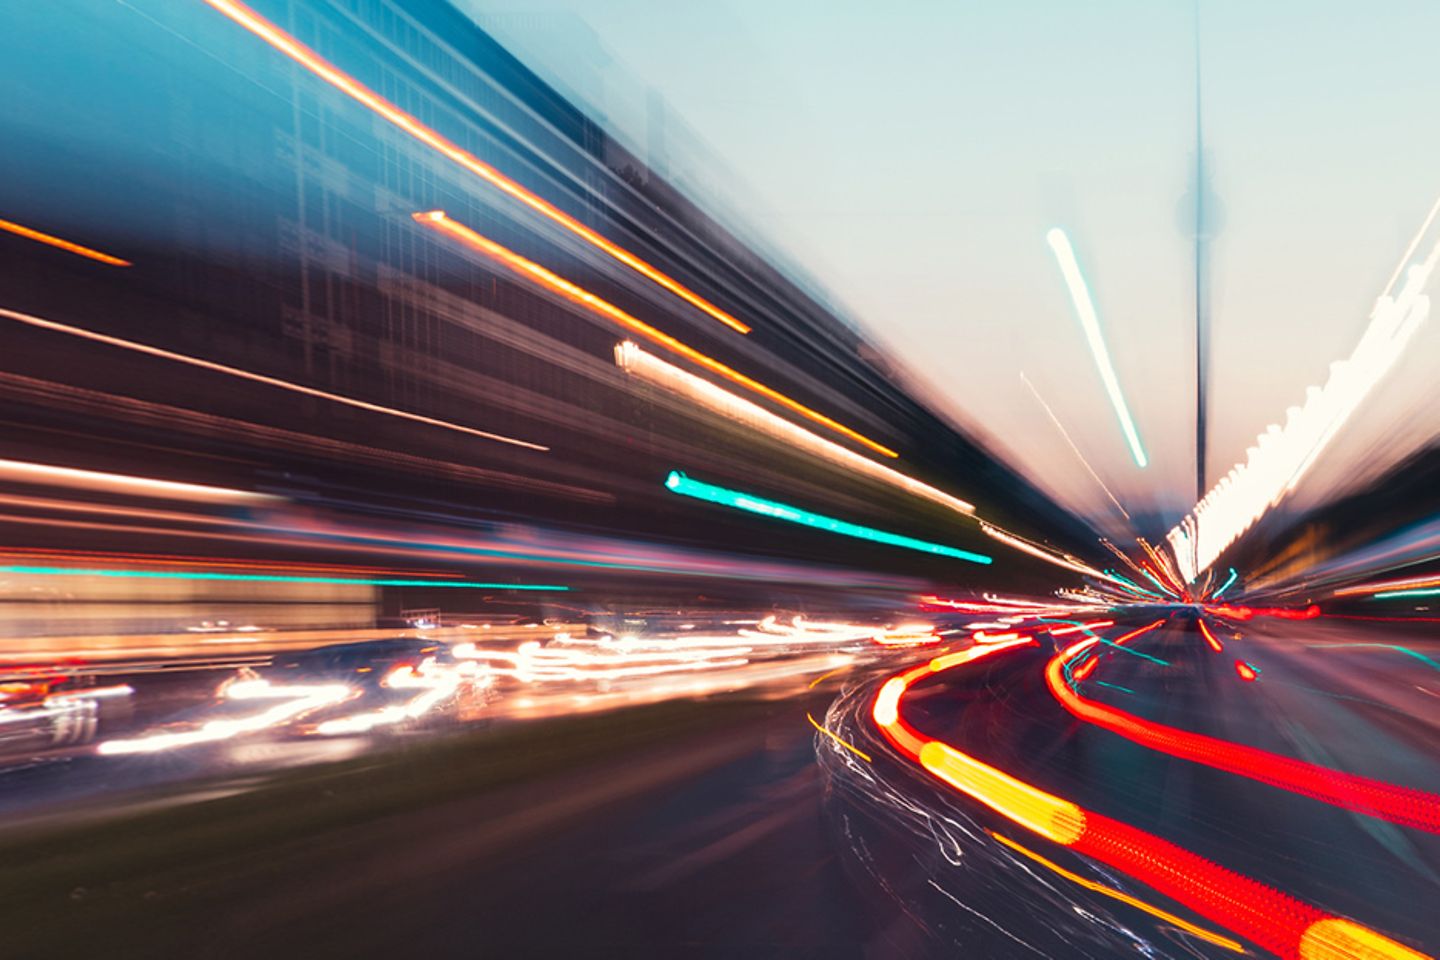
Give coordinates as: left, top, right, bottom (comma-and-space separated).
415, 212, 897, 459
1168, 196, 1440, 581
663, 472, 991, 564
1045, 228, 1148, 469
0, 565, 569, 591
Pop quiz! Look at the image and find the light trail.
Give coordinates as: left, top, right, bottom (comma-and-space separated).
1335, 574, 1440, 597
1167, 196, 1440, 581
416, 211, 897, 458
874, 640, 1433, 959
806, 711, 872, 763
1045, 228, 1148, 469
1198, 618, 1224, 652
1019, 371, 1132, 520
977, 522, 1132, 589
201, 0, 750, 334
1045, 633, 1440, 834
1374, 586, 1440, 600
663, 471, 992, 564
0, 456, 276, 505
0, 565, 569, 591
1212, 567, 1239, 599
0, 217, 130, 266
0, 306, 547, 451
986, 831, 1246, 953
98, 678, 353, 755
617, 341, 969, 510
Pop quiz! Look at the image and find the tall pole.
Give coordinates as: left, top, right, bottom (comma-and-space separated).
1193, 0, 1208, 504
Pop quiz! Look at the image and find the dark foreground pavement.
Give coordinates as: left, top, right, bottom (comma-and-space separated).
0, 686, 921, 959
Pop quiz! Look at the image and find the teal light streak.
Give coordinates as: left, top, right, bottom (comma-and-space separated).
663, 472, 992, 565
1095, 637, 1169, 665
1372, 587, 1440, 600
1140, 567, 1173, 596
1310, 642, 1440, 674
1104, 570, 1164, 599
0, 565, 569, 591
1213, 567, 1238, 599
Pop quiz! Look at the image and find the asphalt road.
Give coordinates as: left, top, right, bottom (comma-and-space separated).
0, 614, 1436, 959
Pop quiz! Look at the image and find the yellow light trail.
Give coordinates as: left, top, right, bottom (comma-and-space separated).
0, 218, 130, 266
202, 0, 750, 335
806, 711, 871, 763
986, 831, 1246, 954
415, 210, 898, 458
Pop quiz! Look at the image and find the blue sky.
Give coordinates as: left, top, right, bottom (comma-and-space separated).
464, 0, 1440, 530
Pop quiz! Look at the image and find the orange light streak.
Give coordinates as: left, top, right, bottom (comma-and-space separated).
0, 218, 130, 266
1111, 619, 1167, 646
1198, 619, 1224, 652
415, 211, 898, 458
1234, 660, 1258, 682
202, 0, 749, 335
0, 547, 458, 580
986, 831, 1245, 954
617, 341, 967, 508
0, 306, 546, 451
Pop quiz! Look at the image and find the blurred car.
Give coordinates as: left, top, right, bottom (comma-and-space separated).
0, 675, 133, 760
239, 637, 493, 736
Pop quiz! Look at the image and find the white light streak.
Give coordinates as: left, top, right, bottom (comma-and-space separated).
1045, 228, 1148, 468
1167, 199, 1440, 581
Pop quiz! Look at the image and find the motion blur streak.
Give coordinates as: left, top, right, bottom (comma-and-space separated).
415, 210, 899, 458
0, 456, 274, 504
1019, 370, 1133, 521
1199, 618, 1225, 651
663, 471, 992, 564
806, 711, 872, 763
1167, 197, 1440, 581
1300, 920, 1432, 960
0, 565, 570, 592
200, 0, 751, 335
875, 640, 1433, 960
0, 217, 131, 266
0, 306, 548, 450
1045, 636, 1440, 834
616, 341, 973, 512
986, 831, 1246, 954
978, 521, 1121, 584
1044, 228, 1148, 469
97, 679, 352, 755
919, 741, 1088, 845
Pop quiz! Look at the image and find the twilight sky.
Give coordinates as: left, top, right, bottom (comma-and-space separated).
463, 0, 1440, 534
